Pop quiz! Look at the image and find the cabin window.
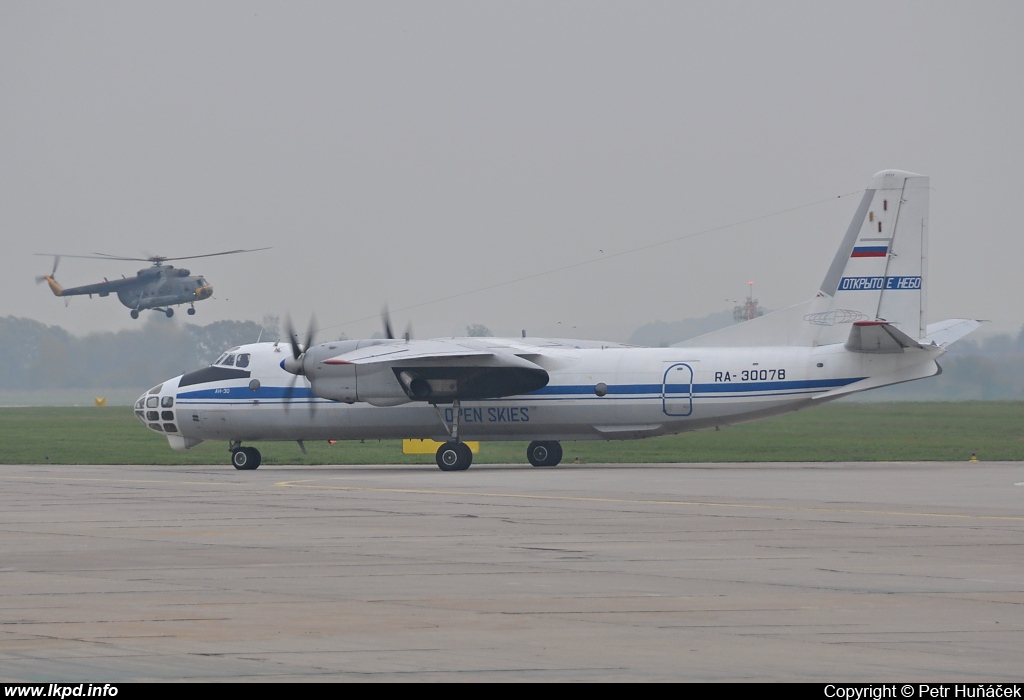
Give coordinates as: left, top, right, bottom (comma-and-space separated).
236, 353, 250, 368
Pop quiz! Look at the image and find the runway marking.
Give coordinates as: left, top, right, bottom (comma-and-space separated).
274, 479, 1024, 522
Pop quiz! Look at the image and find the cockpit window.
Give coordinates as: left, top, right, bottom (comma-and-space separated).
236, 353, 250, 368
148, 384, 163, 395
214, 353, 228, 365
223, 355, 235, 366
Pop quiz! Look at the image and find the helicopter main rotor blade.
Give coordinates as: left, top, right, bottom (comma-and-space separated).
35, 248, 272, 264
124, 248, 273, 262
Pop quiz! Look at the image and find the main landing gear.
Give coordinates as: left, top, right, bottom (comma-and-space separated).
433, 400, 565, 471
435, 398, 473, 471
436, 441, 473, 471
527, 440, 563, 467
230, 442, 262, 470
131, 307, 175, 319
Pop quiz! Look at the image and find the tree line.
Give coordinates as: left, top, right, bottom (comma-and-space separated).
1, 314, 1022, 399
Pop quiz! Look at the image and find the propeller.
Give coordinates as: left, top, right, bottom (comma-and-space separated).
35, 255, 60, 284
381, 305, 412, 343
281, 315, 317, 415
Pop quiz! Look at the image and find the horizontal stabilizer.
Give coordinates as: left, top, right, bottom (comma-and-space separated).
923, 319, 982, 348
844, 321, 922, 354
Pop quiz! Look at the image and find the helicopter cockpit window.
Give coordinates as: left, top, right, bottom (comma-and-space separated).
223, 355, 235, 366
235, 353, 250, 368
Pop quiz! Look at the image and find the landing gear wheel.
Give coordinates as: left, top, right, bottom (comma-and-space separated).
436, 441, 472, 471
187, 307, 196, 316
231, 446, 261, 470
130, 309, 139, 319
527, 440, 563, 467
165, 308, 174, 318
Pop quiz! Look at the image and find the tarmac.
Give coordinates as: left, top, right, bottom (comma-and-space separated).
1, 460, 1022, 682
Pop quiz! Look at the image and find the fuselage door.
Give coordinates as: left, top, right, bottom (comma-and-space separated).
662, 363, 693, 417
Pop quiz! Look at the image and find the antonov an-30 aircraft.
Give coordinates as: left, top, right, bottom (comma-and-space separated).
137, 170, 978, 470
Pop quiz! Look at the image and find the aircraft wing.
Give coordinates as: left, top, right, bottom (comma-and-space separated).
322, 339, 499, 366
313, 339, 550, 401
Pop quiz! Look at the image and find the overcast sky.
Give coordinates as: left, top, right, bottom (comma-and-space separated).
2, 2, 1021, 342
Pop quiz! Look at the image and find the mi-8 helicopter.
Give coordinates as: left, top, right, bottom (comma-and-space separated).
35, 248, 270, 319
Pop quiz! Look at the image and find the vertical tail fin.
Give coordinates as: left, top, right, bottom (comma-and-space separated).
676, 170, 930, 348
814, 170, 928, 344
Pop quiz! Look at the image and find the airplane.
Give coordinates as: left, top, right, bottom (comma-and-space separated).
135, 170, 979, 471
35, 248, 270, 319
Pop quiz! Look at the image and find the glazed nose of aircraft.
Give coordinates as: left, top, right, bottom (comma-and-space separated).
196, 284, 213, 299
134, 392, 153, 426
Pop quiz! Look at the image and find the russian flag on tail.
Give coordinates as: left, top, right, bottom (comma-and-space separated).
851, 245, 888, 258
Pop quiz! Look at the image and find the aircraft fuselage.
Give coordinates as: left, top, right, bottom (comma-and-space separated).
136, 337, 939, 448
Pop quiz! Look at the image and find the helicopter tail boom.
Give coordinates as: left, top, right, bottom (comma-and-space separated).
43, 276, 64, 296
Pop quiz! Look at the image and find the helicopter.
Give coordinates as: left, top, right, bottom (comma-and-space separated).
35, 248, 270, 319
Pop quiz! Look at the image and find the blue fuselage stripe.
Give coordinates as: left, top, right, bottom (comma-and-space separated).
175, 377, 863, 404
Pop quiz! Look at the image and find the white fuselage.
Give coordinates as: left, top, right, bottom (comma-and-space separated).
136, 337, 941, 449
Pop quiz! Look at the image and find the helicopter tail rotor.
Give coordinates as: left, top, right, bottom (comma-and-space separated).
35, 256, 64, 296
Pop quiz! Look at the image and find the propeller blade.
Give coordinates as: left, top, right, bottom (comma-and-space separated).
35, 256, 60, 284
305, 315, 317, 355
282, 373, 299, 415
282, 315, 317, 417
304, 316, 317, 419
382, 305, 395, 340
285, 315, 302, 361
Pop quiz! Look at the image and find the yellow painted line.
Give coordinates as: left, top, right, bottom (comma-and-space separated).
274, 480, 1024, 522
3, 474, 248, 487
